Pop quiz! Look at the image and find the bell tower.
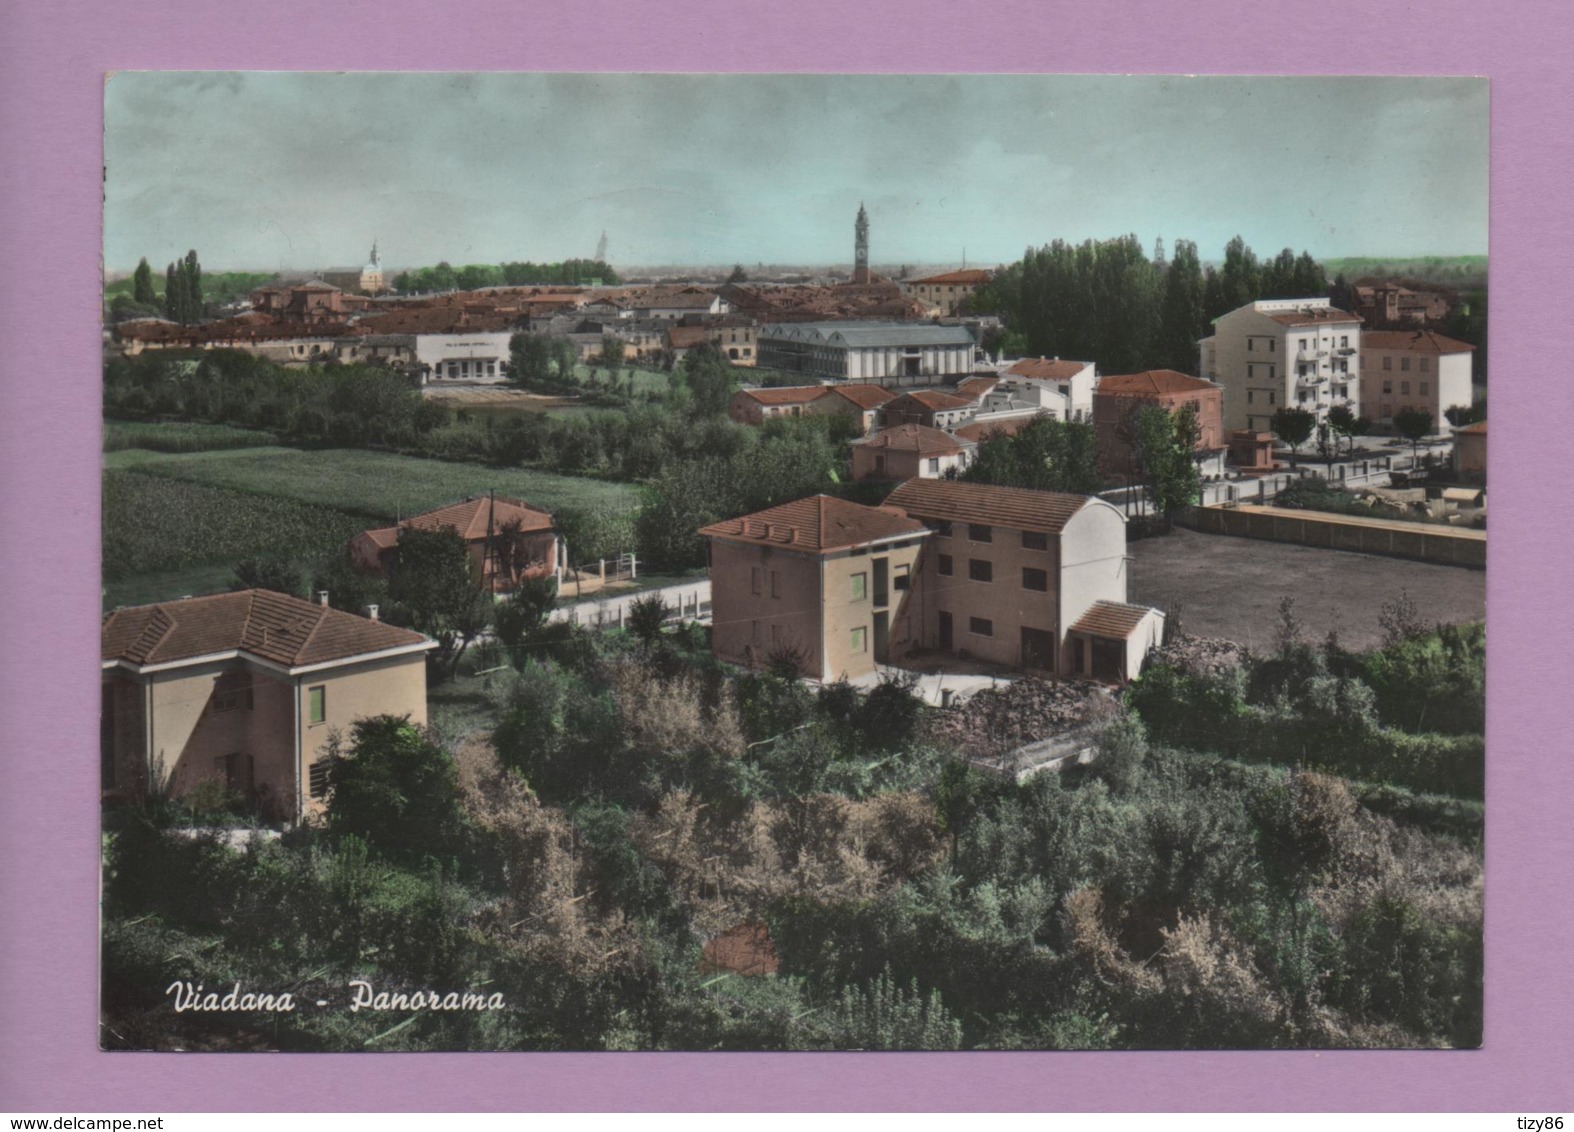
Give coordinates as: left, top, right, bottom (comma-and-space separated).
853, 202, 870, 284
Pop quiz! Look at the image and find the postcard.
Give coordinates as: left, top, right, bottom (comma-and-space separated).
91, 72, 1495, 1055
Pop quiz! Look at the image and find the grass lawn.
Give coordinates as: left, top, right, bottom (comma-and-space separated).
104, 419, 279, 453
102, 445, 642, 522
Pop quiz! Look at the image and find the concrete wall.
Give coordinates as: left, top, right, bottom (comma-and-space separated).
850, 444, 969, 482
1360, 346, 1474, 426
295, 654, 430, 819
707, 540, 825, 677
1056, 502, 1131, 669
1185, 504, 1486, 568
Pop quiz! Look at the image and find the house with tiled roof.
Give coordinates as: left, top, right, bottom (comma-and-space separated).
1200, 299, 1363, 432
347, 496, 563, 593
101, 590, 435, 822
700, 481, 1163, 683
699, 496, 931, 681
901, 268, 992, 316
850, 423, 975, 482
802, 383, 898, 435
880, 388, 978, 430
1092, 370, 1227, 481
1000, 357, 1097, 422
728, 384, 831, 426
1358, 329, 1476, 430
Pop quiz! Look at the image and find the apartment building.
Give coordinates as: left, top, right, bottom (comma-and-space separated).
901, 268, 992, 316
1358, 329, 1476, 429
699, 496, 931, 681
1093, 370, 1227, 481
884, 479, 1158, 679
1199, 298, 1362, 432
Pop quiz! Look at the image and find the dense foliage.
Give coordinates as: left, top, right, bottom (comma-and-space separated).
961, 417, 1101, 495
394, 259, 619, 293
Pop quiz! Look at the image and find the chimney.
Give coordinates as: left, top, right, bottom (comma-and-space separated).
317, 591, 330, 607
364, 603, 380, 622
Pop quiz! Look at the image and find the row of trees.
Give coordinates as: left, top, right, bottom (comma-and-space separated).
970, 235, 1332, 375
163, 249, 205, 325
394, 259, 619, 294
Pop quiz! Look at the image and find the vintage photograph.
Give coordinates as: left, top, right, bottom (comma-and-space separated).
99, 73, 1487, 1052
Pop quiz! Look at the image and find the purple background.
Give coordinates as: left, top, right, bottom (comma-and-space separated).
1, 0, 1570, 1112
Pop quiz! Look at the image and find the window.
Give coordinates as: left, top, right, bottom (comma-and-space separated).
968, 617, 994, 638
1022, 567, 1048, 592
1383, 380, 1393, 394
751, 566, 761, 595
1248, 364, 1254, 379
851, 573, 867, 601
751, 620, 760, 642
1299, 338, 1308, 350
770, 570, 781, 598
894, 564, 910, 591
308, 685, 326, 725
850, 627, 867, 653
1340, 336, 1349, 348
1383, 356, 1393, 370
1247, 390, 1254, 405
309, 758, 333, 800
1021, 530, 1048, 551
1400, 381, 1410, 395
1401, 357, 1411, 371
1269, 339, 1276, 352
1419, 382, 1429, 395
967, 523, 992, 543
1268, 365, 1275, 380
968, 559, 993, 583
937, 554, 953, 576
1247, 339, 1254, 352
927, 519, 953, 537
213, 675, 253, 713
216, 752, 253, 795
1269, 391, 1276, 406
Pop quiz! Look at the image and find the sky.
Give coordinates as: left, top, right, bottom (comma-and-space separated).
103, 73, 1488, 273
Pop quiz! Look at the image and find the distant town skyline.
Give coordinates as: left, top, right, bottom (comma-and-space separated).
104, 73, 1488, 274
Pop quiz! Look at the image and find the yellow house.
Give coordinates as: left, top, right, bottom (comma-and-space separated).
101, 590, 435, 823
699, 495, 931, 681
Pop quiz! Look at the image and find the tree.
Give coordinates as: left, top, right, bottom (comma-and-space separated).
1393, 408, 1434, 465
625, 593, 670, 645
679, 342, 737, 419
963, 416, 1102, 495
163, 250, 203, 324
600, 334, 626, 372
493, 575, 559, 668
387, 526, 493, 679
1134, 403, 1202, 520
1444, 403, 1484, 428
726, 264, 749, 284
132, 258, 156, 306
1326, 404, 1357, 457
508, 332, 553, 389
1157, 239, 1206, 373
326, 716, 468, 866
1269, 407, 1317, 469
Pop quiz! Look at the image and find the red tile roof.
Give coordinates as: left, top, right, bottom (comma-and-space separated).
953, 415, 1043, 443
1360, 329, 1477, 354
886, 478, 1093, 535
956, 375, 1000, 399
821, 384, 898, 410
889, 389, 974, 412
358, 496, 554, 550
1006, 358, 1092, 381
909, 269, 991, 286
735, 385, 828, 406
1097, 370, 1220, 397
699, 495, 928, 552
103, 590, 430, 670
858, 423, 969, 455
1069, 600, 1158, 640
1262, 306, 1362, 327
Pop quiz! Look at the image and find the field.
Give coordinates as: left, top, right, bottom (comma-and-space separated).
103, 419, 278, 453
103, 443, 645, 607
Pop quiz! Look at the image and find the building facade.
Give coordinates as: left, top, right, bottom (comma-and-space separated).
1358, 329, 1475, 429
101, 591, 434, 824
1199, 299, 1362, 432
1000, 358, 1097, 422
1092, 370, 1227, 481
756, 322, 978, 385
850, 424, 974, 482
902, 269, 992, 317
700, 496, 931, 681
348, 495, 563, 593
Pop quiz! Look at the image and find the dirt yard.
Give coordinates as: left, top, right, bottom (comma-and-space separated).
422, 384, 580, 412
1128, 526, 1486, 653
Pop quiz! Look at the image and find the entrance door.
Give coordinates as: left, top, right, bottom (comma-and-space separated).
1020, 627, 1056, 671
937, 610, 953, 652
873, 611, 890, 663
1091, 638, 1125, 683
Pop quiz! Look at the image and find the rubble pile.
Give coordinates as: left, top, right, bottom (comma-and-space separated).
935, 678, 1120, 760
1147, 635, 1248, 677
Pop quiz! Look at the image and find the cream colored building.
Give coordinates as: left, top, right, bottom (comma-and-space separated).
901, 269, 992, 317
756, 322, 978, 385
1199, 298, 1362, 432
699, 496, 931, 681
1000, 357, 1098, 422
1358, 330, 1475, 429
101, 590, 434, 824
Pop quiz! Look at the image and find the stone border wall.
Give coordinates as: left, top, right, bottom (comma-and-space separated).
1183, 504, 1486, 569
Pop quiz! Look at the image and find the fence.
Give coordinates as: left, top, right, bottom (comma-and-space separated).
1184, 503, 1485, 568
549, 579, 714, 630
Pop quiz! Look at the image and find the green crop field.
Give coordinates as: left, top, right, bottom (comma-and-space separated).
104, 445, 641, 521
102, 470, 372, 607
104, 419, 279, 454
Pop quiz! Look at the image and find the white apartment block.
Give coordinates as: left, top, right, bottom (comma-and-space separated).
1358, 330, 1476, 430
1199, 299, 1361, 433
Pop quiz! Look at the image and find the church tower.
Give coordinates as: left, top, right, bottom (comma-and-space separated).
360, 240, 385, 294
853, 202, 870, 285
